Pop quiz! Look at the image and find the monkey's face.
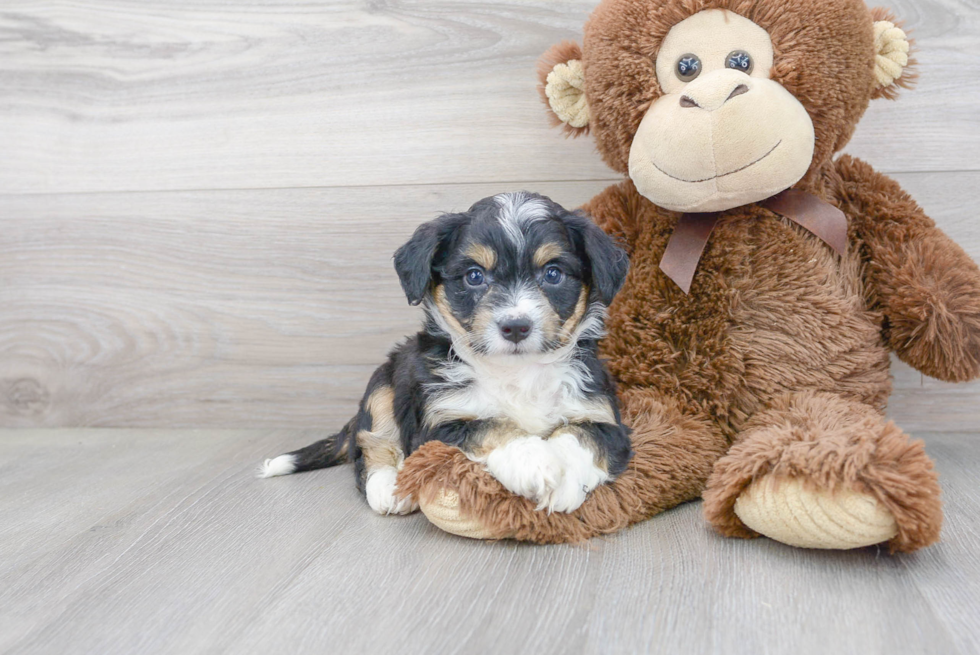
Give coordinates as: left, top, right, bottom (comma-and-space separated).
540, 0, 909, 214
628, 10, 815, 213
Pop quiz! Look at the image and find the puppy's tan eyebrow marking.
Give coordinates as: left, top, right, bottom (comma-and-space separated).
465, 243, 497, 270
534, 242, 564, 268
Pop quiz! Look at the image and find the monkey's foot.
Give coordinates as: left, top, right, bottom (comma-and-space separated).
734, 475, 898, 550
418, 489, 512, 540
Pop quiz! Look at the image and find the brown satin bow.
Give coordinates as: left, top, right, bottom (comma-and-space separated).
658, 189, 849, 294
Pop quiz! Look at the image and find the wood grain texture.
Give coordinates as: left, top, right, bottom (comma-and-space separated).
0, 0, 977, 195
1, 427, 978, 654
3, 173, 979, 429
0, 180, 609, 428
1, 0, 978, 430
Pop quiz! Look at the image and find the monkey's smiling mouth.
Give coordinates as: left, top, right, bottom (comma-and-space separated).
652, 140, 782, 183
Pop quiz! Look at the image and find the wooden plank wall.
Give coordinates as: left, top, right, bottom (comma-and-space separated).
1, 0, 978, 429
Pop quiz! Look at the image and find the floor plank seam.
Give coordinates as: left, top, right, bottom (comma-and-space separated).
1, 168, 976, 199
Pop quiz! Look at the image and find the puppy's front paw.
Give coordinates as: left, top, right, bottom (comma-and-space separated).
547, 433, 610, 513
484, 436, 562, 510
365, 466, 419, 516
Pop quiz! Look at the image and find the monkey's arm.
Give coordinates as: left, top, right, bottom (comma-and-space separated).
836, 155, 980, 382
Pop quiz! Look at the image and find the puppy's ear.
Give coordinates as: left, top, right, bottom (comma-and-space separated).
562, 211, 629, 306
393, 213, 467, 305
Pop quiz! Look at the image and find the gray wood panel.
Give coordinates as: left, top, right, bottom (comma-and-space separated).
3, 173, 979, 429
1, 427, 978, 654
0, 0, 977, 196
0, 180, 608, 428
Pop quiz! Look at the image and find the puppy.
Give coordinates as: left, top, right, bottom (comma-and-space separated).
259, 192, 632, 515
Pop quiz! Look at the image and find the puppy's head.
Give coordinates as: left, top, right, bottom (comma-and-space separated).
394, 192, 629, 357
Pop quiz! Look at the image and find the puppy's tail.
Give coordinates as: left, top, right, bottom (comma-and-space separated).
257, 419, 354, 479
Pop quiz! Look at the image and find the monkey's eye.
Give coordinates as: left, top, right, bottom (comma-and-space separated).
543, 265, 564, 285
465, 268, 486, 287
725, 50, 753, 75
675, 54, 702, 82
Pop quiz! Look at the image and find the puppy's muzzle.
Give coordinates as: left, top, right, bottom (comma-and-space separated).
498, 318, 532, 344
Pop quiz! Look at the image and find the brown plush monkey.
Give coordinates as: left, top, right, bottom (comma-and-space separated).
397, 0, 980, 552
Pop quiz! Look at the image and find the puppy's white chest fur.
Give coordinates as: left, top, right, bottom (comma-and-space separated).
426, 357, 610, 436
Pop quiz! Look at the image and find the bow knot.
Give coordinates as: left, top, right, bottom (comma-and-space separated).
659, 189, 848, 294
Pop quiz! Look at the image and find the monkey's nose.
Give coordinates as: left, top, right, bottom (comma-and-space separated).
679, 73, 752, 111
499, 318, 532, 343
727, 84, 749, 101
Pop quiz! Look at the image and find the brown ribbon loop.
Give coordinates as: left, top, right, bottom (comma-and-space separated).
659, 213, 719, 294
658, 190, 849, 294
763, 188, 848, 257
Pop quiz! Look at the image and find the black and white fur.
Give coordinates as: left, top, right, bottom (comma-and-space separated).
259, 192, 632, 515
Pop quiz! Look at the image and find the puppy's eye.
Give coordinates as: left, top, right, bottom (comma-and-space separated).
465, 268, 486, 287
675, 54, 701, 82
543, 265, 563, 285
725, 50, 753, 75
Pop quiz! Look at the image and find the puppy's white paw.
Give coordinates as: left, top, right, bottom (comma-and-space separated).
484, 436, 562, 510
546, 433, 609, 513
365, 467, 418, 516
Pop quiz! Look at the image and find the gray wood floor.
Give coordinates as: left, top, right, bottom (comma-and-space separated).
2, 426, 980, 655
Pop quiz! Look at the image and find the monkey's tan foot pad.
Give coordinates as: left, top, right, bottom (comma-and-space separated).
734, 476, 898, 549
418, 489, 514, 540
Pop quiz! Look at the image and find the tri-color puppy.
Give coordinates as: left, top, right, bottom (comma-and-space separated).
259, 192, 632, 515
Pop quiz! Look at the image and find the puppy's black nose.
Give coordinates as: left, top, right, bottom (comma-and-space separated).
499, 318, 532, 344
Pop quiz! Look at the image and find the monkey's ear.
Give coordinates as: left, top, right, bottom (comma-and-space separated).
537, 41, 590, 136
870, 8, 916, 100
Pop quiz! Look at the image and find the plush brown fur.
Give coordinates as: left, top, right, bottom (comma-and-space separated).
397, 0, 980, 552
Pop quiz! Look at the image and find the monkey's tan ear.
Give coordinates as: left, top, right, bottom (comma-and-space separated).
537, 40, 590, 136
870, 8, 916, 100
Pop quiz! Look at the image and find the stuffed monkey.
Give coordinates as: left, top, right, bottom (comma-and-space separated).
397, 0, 980, 552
